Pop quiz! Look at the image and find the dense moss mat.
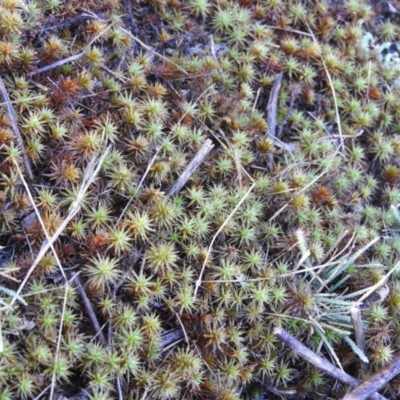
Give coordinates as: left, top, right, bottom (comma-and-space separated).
2, 0, 400, 399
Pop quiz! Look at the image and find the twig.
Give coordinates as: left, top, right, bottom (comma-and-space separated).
263, 25, 313, 37
166, 139, 214, 198
42, 14, 95, 34
28, 22, 114, 77
115, 87, 213, 225
72, 274, 107, 346
160, 328, 185, 348
342, 356, 400, 400
116, 377, 123, 400
27, 52, 84, 77
0, 77, 33, 179
267, 72, 283, 168
121, 0, 138, 36
273, 327, 388, 400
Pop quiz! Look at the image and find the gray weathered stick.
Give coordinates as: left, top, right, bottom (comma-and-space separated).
267, 72, 283, 140
166, 138, 214, 197
342, 356, 400, 400
273, 327, 387, 400
0, 76, 33, 179
161, 328, 185, 348
72, 274, 107, 346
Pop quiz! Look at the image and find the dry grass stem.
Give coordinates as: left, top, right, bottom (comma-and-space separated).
358, 259, 400, 305
193, 181, 255, 300
9, 146, 110, 308
306, 22, 344, 150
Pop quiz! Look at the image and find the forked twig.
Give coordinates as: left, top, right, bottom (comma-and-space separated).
273, 327, 387, 400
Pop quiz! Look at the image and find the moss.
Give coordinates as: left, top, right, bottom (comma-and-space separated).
1, 0, 400, 398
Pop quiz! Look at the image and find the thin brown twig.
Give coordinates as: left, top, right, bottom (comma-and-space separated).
273, 327, 388, 400
72, 274, 107, 346
0, 77, 33, 179
263, 25, 313, 37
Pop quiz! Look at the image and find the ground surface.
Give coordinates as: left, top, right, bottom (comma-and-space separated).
2, 0, 400, 399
